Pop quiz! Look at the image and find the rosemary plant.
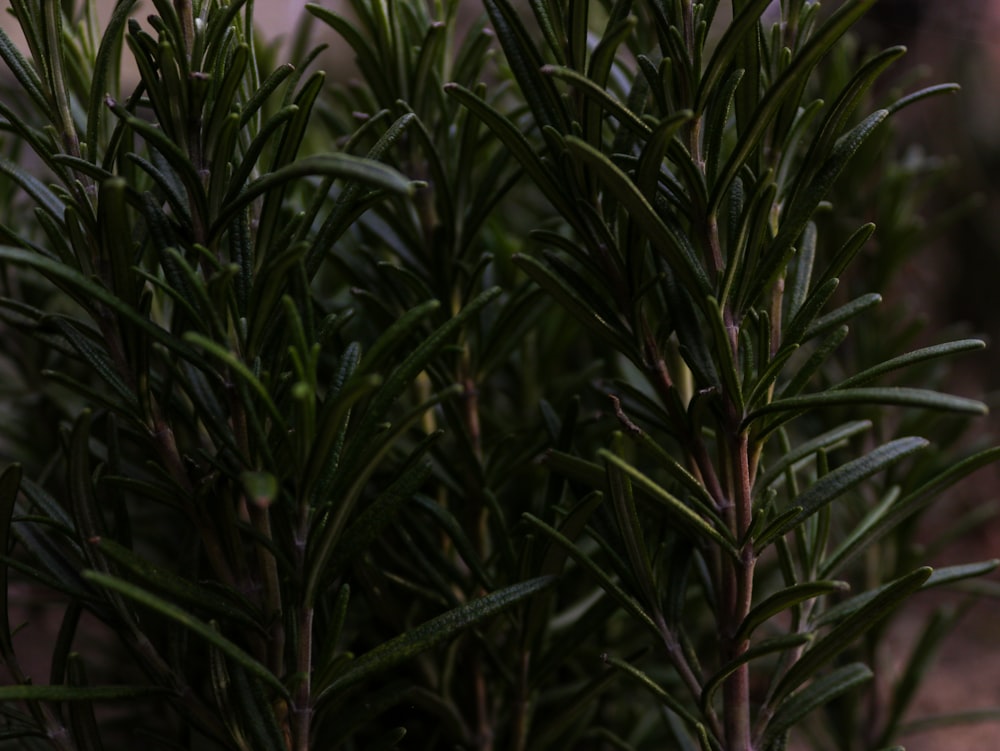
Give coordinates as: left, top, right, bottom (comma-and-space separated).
0, 1, 995, 750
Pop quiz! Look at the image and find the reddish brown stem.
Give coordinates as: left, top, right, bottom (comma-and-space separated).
722, 430, 756, 751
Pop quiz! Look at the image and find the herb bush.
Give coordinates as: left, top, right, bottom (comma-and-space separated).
0, 1, 996, 749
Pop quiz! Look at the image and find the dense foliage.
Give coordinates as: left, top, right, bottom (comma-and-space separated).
0, 1, 996, 750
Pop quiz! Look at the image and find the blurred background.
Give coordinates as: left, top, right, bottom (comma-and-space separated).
0, 0, 309, 48
851, 3, 1000, 748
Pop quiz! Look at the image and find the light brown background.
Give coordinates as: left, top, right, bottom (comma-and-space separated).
0, 0, 311, 48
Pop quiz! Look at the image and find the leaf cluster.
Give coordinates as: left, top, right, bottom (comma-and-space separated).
0, 1, 995, 750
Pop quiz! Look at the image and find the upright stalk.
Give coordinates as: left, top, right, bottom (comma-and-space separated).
722, 428, 756, 751
292, 605, 314, 751
460, 347, 494, 751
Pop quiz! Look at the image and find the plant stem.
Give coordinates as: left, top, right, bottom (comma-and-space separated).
640, 325, 728, 511
230, 387, 284, 674
752, 598, 819, 745
248, 502, 284, 669
473, 650, 494, 751
510, 649, 531, 751
656, 612, 723, 740
722, 429, 756, 751
292, 605, 314, 751
149, 413, 238, 590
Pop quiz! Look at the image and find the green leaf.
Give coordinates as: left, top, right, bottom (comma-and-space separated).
563, 136, 712, 298
628, 430, 720, 519
747, 109, 889, 309
605, 441, 658, 610
204, 43, 250, 158
819, 487, 899, 578
772, 327, 850, 411
97, 177, 138, 307
757, 437, 927, 548
477, 285, 548, 377
316, 576, 555, 700
545, 449, 604, 488
0, 246, 204, 366
0, 156, 67, 221
543, 246, 627, 332
356, 299, 440, 376
531, 668, 621, 749
228, 661, 289, 751
87, 0, 140, 161
695, 0, 774, 113
887, 83, 961, 116
770, 567, 931, 704
745, 388, 987, 429
602, 653, 705, 732
91, 536, 262, 630
803, 292, 881, 341
736, 581, 849, 642
830, 447, 1000, 573
532, 594, 616, 688
701, 633, 813, 714
484, 0, 566, 132
725, 174, 776, 309
305, 382, 462, 605
514, 253, 638, 361
744, 343, 798, 411
306, 4, 393, 101
703, 68, 744, 185
254, 70, 325, 254
834, 339, 985, 390
522, 512, 657, 633
814, 560, 995, 631
82, 571, 287, 698
305, 288, 499, 592
758, 663, 873, 750
306, 110, 416, 278
597, 450, 738, 558
226, 105, 299, 200
814, 223, 876, 285
781, 277, 839, 349
446, 83, 578, 222
106, 96, 206, 220
66, 411, 135, 625
542, 64, 652, 143
10, 520, 94, 607
183, 332, 285, 431
51, 318, 141, 418
301, 367, 383, 505
215, 153, 415, 238
413, 495, 497, 592
922, 560, 1000, 589
711, 0, 879, 214
636, 111, 694, 199
240, 62, 294, 132
0, 25, 51, 119
326, 446, 436, 577
795, 46, 906, 197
